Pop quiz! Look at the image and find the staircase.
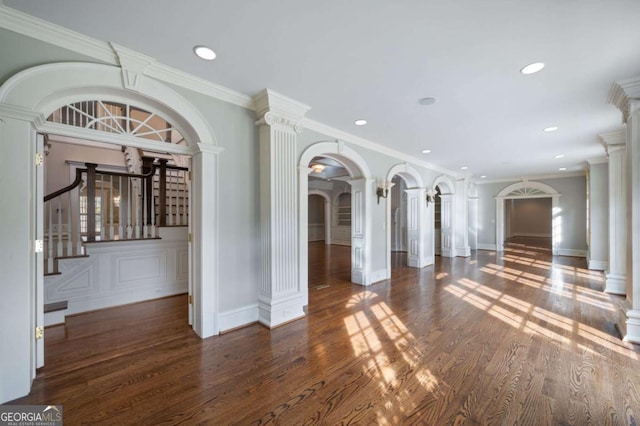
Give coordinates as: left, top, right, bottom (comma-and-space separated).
43, 152, 190, 325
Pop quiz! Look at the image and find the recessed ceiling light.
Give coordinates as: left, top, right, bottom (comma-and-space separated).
421, 149, 432, 154
418, 97, 437, 106
354, 119, 367, 126
544, 126, 559, 132
559, 167, 567, 171
480, 175, 487, 179
193, 45, 216, 60
460, 166, 468, 170
554, 154, 565, 159
521, 62, 545, 75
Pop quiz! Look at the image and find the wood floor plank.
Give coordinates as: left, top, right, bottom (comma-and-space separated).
9, 238, 640, 425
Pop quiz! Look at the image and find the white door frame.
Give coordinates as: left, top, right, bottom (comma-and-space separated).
0, 62, 222, 400
431, 175, 457, 258
298, 141, 373, 306
495, 181, 561, 255
385, 163, 430, 277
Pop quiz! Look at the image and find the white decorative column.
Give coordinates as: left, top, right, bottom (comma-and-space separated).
586, 158, 609, 271
600, 131, 626, 294
349, 177, 374, 285
190, 143, 223, 338
440, 193, 455, 257
254, 89, 310, 328
610, 77, 640, 342
405, 188, 428, 267
454, 178, 471, 257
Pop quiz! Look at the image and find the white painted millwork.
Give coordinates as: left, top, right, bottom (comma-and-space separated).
0, 62, 222, 403
384, 163, 430, 277
298, 141, 374, 292
44, 227, 188, 315
495, 181, 561, 255
586, 159, 608, 271
600, 132, 627, 295
609, 76, 640, 342
432, 175, 457, 259
255, 89, 310, 328
454, 178, 471, 257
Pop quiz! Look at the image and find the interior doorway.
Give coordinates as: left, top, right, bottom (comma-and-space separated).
504, 197, 552, 251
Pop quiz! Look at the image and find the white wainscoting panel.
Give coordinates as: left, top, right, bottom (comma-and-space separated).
44, 227, 188, 315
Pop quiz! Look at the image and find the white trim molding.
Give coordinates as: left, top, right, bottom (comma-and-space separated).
218, 304, 259, 334
557, 249, 587, 258
477, 243, 497, 251
495, 180, 561, 256
587, 260, 608, 271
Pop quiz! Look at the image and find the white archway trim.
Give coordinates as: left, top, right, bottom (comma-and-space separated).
0, 62, 218, 149
432, 175, 457, 194
0, 62, 221, 344
385, 163, 425, 188
495, 180, 561, 255
385, 163, 429, 276
308, 190, 332, 244
298, 141, 374, 299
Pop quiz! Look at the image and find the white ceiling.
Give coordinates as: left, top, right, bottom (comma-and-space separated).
7, 0, 640, 180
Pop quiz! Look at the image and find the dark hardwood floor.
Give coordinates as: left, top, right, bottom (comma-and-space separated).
12, 241, 640, 425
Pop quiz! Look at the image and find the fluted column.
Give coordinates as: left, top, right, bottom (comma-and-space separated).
609, 76, 640, 342
600, 132, 626, 294
254, 89, 310, 328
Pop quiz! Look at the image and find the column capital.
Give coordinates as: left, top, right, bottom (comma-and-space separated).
609, 76, 640, 123
253, 89, 311, 133
599, 130, 626, 156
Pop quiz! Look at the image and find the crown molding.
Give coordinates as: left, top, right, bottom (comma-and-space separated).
476, 170, 586, 185
599, 129, 626, 146
303, 118, 459, 178
609, 76, 640, 123
0, 4, 254, 110
0, 4, 118, 64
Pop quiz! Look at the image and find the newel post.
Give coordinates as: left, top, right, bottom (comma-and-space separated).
85, 163, 97, 242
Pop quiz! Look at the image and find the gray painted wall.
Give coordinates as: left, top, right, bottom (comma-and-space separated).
507, 198, 552, 237
588, 162, 608, 267
477, 176, 588, 252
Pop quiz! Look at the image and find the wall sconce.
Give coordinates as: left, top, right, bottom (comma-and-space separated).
310, 164, 326, 173
113, 196, 121, 207
376, 180, 392, 204
426, 188, 437, 207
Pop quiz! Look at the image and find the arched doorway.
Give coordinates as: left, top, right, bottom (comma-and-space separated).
308, 190, 331, 244
384, 163, 431, 277
495, 180, 561, 255
431, 176, 456, 258
0, 62, 221, 398
298, 141, 373, 304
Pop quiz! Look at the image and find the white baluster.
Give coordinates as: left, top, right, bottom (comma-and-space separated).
143, 177, 148, 238
100, 175, 105, 240
109, 175, 114, 239
47, 201, 53, 273
151, 194, 156, 238
66, 192, 73, 256
168, 173, 174, 226
127, 176, 133, 239
56, 197, 63, 258
135, 178, 141, 239
118, 176, 123, 239
76, 186, 82, 254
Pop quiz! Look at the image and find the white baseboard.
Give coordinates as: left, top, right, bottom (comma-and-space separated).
588, 259, 608, 271
371, 269, 387, 283
477, 243, 497, 251
44, 309, 67, 327
511, 233, 552, 238
218, 304, 259, 333
557, 248, 587, 258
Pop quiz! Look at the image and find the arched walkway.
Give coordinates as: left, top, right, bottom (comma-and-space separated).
385, 163, 432, 275
299, 141, 373, 304
495, 180, 561, 254
431, 175, 456, 258
308, 190, 331, 243
0, 62, 221, 401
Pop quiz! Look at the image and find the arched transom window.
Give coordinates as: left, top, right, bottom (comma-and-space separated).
47, 100, 185, 144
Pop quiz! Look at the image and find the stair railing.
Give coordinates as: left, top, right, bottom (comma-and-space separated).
44, 160, 189, 274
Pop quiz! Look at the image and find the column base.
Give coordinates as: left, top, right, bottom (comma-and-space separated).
455, 246, 471, 258
617, 300, 640, 344
258, 294, 305, 329
587, 259, 608, 271
605, 272, 626, 295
